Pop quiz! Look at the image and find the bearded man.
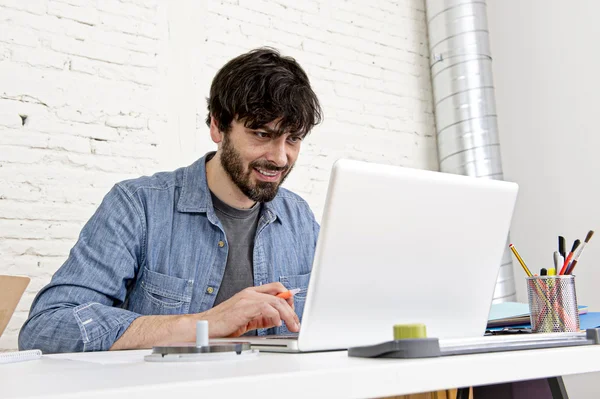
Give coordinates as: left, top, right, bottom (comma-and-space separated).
19, 48, 323, 353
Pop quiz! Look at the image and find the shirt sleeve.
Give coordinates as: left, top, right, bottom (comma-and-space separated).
18, 184, 145, 353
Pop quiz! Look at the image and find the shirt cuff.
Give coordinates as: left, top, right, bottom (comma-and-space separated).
73, 302, 141, 351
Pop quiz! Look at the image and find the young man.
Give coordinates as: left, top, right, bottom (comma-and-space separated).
19, 48, 323, 353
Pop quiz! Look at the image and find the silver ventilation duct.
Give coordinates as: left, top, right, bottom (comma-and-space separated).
424, 0, 516, 302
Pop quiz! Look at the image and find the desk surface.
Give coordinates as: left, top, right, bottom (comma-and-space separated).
4, 345, 600, 399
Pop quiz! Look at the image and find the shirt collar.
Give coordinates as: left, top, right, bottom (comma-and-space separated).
176, 152, 283, 224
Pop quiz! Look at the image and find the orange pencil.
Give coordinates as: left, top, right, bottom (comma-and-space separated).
276, 288, 300, 299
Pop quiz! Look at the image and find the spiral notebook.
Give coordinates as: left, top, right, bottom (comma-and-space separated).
0, 349, 42, 364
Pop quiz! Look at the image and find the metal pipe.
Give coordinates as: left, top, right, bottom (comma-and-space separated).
425, 0, 516, 302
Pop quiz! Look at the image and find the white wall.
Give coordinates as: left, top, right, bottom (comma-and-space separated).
0, 0, 437, 350
488, 1, 600, 397
0, 0, 168, 350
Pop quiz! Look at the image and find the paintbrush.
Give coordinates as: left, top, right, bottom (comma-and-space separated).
566, 230, 594, 275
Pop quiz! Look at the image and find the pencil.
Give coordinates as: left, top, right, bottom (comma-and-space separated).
509, 244, 533, 277
276, 288, 300, 300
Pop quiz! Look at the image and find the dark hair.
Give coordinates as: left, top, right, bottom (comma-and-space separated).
206, 47, 322, 137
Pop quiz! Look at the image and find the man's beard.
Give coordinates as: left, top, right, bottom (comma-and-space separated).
220, 135, 293, 203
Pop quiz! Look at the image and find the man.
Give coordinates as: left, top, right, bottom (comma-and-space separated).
19, 48, 323, 353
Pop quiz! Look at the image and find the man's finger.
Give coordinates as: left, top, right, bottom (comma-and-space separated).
269, 297, 300, 332
259, 303, 282, 328
252, 282, 288, 295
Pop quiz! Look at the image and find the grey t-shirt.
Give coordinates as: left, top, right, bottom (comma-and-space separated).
211, 192, 261, 306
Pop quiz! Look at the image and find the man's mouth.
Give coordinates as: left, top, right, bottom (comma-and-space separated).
253, 167, 283, 181
256, 168, 278, 176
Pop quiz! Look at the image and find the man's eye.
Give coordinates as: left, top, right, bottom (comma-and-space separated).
287, 136, 303, 144
255, 131, 270, 139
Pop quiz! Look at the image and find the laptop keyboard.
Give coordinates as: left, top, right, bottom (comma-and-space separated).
266, 334, 299, 340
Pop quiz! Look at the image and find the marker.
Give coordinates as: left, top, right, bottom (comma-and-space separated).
509, 244, 533, 277
559, 239, 581, 275
540, 268, 547, 276
548, 268, 556, 276
276, 288, 300, 299
558, 236, 566, 265
553, 251, 561, 272
567, 230, 595, 275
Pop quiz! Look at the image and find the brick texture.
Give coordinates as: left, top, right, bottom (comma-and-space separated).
0, 0, 166, 350
0, 0, 437, 350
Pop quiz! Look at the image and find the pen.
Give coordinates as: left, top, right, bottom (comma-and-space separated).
559, 239, 581, 275
276, 288, 300, 299
509, 244, 533, 277
540, 268, 547, 276
553, 251, 561, 272
558, 236, 566, 266
566, 230, 594, 275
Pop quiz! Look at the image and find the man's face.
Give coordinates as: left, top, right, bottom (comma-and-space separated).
219, 119, 302, 203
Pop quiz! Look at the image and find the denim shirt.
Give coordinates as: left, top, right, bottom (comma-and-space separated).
19, 153, 319, 353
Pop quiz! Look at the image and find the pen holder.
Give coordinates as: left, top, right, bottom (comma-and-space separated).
526, 275, 580, 333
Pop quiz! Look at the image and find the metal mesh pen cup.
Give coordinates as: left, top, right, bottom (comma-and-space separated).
526, 275, 580, 333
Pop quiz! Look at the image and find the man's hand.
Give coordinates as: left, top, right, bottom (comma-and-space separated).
111, 282, 299, 351
202, 282, 300, 337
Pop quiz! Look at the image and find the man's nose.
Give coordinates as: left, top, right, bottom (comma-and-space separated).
265, 138, 288, 167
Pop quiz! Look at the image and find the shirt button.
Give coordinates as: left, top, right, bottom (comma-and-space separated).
218, 241, 225, 248
206, 287, 214, 294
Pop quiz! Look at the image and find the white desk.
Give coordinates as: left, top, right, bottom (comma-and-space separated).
4, 346, 600, 399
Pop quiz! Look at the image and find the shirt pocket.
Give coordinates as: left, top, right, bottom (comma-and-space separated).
279, 273, 310, 325
135, 268, 193, 315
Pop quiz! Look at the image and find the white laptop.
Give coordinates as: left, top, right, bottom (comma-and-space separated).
229, 159, 518, 352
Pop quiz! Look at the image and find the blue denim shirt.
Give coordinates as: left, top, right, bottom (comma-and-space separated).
19, 153, 319, 353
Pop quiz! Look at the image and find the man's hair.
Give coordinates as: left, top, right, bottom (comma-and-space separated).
206, 47, 322, 137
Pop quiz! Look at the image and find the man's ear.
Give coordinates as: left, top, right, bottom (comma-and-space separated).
209, 116, 223, 144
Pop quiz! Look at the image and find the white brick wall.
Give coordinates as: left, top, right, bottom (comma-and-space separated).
0, 0, 437, 350
0, 0, 168, 350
